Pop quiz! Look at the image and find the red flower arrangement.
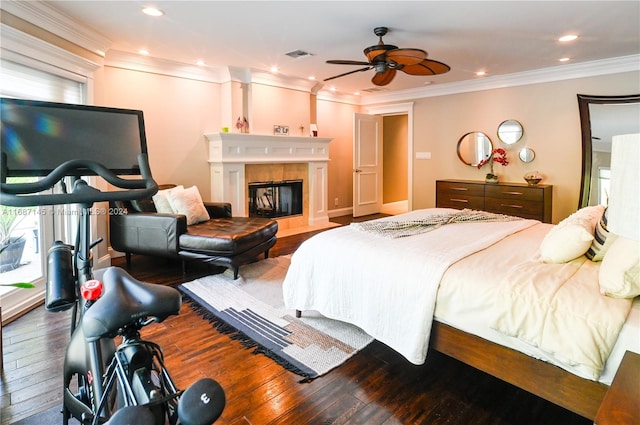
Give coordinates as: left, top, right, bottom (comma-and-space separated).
477, 148, 508, 179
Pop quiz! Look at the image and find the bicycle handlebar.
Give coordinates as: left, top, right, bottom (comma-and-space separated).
1, 154, 158, 207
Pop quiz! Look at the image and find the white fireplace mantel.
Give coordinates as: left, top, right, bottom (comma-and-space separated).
205, 132, 333, 225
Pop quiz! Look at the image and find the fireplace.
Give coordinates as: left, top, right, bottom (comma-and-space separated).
248, 180, 303, 218
206, 132, 332, 227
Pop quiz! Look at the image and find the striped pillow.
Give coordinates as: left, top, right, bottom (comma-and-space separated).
585, 208, 616, 261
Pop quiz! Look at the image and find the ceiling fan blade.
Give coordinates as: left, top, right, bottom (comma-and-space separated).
387, 48, 427, 65
324, 66, 372, 82
371, 68, 396, 86
326, 60, 371, 66
364, 44, 398, 62
400, 59, 451, 75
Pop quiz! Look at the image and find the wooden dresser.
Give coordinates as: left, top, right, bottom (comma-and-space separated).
436, 179, 553, 223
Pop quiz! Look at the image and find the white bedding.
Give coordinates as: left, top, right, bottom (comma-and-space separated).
283, 208, 640, 384
434, 222, 638, 384
282, 208, 537, 364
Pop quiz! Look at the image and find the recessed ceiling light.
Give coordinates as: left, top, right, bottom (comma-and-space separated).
329, 86, 336, 92
559, 57, 571, 62
196, 60, 206, 66
559, 34, 578, 42
308, 76, 316, 81
139, 49, 150, 55
476, 71, 487, 76
270, 66, 279, 73
142, 7, 164, 17
354, 92, 360, 96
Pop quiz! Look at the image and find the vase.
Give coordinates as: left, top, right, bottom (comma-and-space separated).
485, 173, 499, 184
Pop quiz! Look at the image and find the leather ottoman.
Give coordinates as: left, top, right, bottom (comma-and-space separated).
178, 216, 278, 279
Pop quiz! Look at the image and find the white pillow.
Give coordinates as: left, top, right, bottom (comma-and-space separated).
166, 185, 210, 225
599, 236, 640, 298
540, 205, 605, 263
152, 185, 184, 214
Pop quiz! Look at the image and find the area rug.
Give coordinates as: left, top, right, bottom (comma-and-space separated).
179, 255, 373, 382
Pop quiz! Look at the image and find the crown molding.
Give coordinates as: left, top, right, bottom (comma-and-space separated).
249, 69, 319, 93
360, 55, 640, 105
104, 50, 228, 83
1, 0, 111, 57
1, 23, 101, 79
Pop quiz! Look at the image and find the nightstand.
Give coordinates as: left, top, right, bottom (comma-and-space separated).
595, 350, 640, 424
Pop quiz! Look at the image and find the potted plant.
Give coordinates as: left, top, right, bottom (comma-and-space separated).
477, 148, 509, 183
0, 205, 28, 272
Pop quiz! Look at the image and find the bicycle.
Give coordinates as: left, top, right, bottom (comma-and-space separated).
1, 156, 225, 424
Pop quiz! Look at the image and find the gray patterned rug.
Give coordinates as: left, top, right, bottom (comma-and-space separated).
179, 255, 373, 382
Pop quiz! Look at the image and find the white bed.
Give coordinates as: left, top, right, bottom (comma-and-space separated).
282, 208, 639, 419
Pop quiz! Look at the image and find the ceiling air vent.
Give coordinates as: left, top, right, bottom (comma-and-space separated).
285, 50, 313, 59
362, 87, 386, 93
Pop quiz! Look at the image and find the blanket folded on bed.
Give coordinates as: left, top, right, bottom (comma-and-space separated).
283, 208, 538, 365
491, 256, 633, 380
351, 209, 523, 238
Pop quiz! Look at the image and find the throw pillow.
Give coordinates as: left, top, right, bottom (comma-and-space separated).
152, 185, 184, 214
166, 185, 210, 225
585, 208, 618, 262
540, 205, 605, 263
599, 236, 640, 298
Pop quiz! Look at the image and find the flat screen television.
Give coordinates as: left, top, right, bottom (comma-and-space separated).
1, 97, 148, 177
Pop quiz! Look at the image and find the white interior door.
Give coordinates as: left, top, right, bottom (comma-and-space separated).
353, 113, 383, 217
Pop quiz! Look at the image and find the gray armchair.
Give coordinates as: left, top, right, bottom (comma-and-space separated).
109, 185, 278, 279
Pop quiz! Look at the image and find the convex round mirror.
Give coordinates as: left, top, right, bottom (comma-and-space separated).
497, 119, 523, 145
457, 132, 493, 166
519, 147, 536, 163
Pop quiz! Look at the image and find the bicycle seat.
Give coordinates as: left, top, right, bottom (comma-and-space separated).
82, 267, 182, 341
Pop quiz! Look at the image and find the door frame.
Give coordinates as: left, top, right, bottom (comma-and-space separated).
364, 102, 414, 212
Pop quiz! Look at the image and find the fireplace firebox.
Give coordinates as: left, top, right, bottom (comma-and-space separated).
248, 180, 303, 218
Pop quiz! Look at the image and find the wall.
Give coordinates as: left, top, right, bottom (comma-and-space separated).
94, 66, 221, 199
250, 83, 311, 136
403, 71, 639, 223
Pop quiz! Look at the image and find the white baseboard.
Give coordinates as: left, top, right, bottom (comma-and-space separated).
108, 246, 125, 259
328, 207, 353, 218
328, 200, 407, 219
95, 253, 112, 270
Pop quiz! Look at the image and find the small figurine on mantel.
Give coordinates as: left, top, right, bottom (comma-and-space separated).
236, 116, 249, 133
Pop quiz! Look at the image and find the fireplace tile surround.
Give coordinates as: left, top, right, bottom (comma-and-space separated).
206, 132, 333, 228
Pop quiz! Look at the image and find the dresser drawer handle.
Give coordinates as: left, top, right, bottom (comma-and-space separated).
502, 191, 524, 196
451, 198, 469, 203
501, 204, 523, 209
451, 187, 469, 191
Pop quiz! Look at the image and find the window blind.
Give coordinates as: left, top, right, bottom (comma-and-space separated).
0, 59, 84, 103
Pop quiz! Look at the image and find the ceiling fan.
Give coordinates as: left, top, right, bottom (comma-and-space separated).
324, 27, 450, 87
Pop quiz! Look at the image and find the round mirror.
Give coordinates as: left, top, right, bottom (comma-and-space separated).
457, 132, 493, 166
497, 119, 524, 145
519, 147, 536, 163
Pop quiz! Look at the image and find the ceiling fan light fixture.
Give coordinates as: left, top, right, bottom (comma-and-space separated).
325, 26, 450, 86
374, 62, 387, 73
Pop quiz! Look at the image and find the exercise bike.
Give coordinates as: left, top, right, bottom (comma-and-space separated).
1, 155, 225, 425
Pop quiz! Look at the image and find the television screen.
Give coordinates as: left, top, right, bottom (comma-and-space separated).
1, 97, 148, 177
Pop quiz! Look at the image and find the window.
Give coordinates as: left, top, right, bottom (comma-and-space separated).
1, 58, 86, 322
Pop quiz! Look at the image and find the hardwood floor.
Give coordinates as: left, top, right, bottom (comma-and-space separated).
1, 214, 591, 424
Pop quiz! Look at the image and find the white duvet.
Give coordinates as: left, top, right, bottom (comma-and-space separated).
282, 208, 537, 364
